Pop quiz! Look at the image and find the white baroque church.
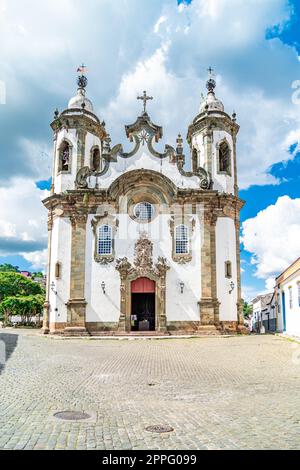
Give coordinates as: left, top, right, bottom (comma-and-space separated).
42, 70, 246, 336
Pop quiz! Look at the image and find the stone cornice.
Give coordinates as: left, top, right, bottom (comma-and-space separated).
187, 112, 239, 143
42, 190, 245, 218
51, 112, 107, 141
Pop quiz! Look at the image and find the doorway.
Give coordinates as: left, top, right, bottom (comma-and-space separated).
131, 278, 155, 331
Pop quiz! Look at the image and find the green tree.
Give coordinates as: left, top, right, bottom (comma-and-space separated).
0, 263, 19, 273
0, 272, 44, 303
243, 301, 253, 319
32, 272, 44, 278
0, 294, 44, 325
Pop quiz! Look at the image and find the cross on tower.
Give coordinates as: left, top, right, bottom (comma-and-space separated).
137, 90, 153, 113
207, 66, 214, 77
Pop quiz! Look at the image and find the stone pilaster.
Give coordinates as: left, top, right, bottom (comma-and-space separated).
203, 128, 213, 175
235, 213, 244, 327
156, 266, 168, 333
42, 213, 53, 334
76, 129, 87, 171
232, 131, 238, 197
199, 208, 220, 325
66, 213, 88, 330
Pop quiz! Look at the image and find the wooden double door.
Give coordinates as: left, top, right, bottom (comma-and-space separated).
131, 278, 155, 331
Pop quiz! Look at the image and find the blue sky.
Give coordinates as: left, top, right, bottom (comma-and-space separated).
1, 0, 300, 299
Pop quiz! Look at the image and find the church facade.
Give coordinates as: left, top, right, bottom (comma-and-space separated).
42, 71, 245, 335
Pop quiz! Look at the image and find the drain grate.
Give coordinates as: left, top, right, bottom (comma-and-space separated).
145, 425, 174, 434
54, 411, 91, 421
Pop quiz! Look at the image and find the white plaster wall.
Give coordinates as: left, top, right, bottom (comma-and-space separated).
85, 213, 201, 323
281, 272, 300, 336
216, 217, 238, 321
53, 129, 78, 193
88, 145, 200, 190
49, 217, 72, 324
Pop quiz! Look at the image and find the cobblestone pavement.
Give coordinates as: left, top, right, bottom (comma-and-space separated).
1, 330, 300, 450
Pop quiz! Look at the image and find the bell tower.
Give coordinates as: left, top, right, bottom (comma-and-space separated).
187, 68, 239, 196
50, 68, 107, 195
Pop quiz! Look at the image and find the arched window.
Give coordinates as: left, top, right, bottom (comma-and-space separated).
55, 262, 61, 279
225, 261, 232, 279
175, 224, 189, 254
218, 140, 231, 175
98, 225, 112, 255
59, 141, 71, 172
91, 147, 101, 172
192, 148, 198, 172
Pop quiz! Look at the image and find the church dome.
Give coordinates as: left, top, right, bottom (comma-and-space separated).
68, 88, 94, 112
199, 73, 224, 113
199, 90, 224, 113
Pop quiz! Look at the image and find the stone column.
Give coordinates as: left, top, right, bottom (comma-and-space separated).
66, 212, 88, 333
77, 129, 87, 171
115, 258, 131, 332
235, 212, 244, 328
203, 127, 213, 175
42, 214, 53, 334
232, 131, 239, 197
199, 208, 219, 325
156, 259, 169, 332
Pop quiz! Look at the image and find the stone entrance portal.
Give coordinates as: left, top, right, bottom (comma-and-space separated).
116, 233, 170, 333
131, 278, 156, 331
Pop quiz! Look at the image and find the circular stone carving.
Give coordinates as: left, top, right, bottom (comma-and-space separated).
145, 425, 174, 434
53, 411, 91, 421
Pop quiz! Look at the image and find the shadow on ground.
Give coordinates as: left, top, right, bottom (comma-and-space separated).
0, 332, 18, 375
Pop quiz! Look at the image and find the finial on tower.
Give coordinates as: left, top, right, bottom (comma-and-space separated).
77, 64, 88, 90
137, 90, 153, 114
206, 66, 216, 93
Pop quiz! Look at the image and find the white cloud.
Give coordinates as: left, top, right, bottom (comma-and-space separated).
22, 249, 48, 271
1, 0, 300, 272
242, 284, 267, 302
0, 177, 49, 269
154, 15, 167, 34
241, 196, 300, 287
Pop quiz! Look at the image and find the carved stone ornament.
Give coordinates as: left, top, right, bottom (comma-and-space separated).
133, 231, 153, 272
74, 105, 212, 190
70, 212, 88, 227
116, 233, 170, 279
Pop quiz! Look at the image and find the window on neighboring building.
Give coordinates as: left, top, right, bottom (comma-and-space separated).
175, 224, 189, 254
218, 140, 231, 175
289, 286, 293, 309
91, 147, 101, 172
134, 202, 154, 223
277, 293, 280, 313
59, 141, 71, 172
98, 225, 112, 255
225, 261, 232, 278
